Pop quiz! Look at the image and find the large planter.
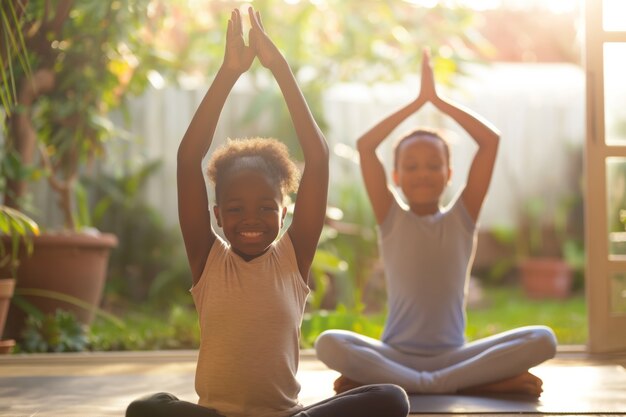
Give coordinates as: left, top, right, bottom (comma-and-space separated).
1, 232, 117, 340
0, 278, 16, 353
519, 257, 572, 299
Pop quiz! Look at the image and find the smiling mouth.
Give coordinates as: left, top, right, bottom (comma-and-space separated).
239, 231, 263, 238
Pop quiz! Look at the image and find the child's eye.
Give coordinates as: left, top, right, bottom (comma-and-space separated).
261, 206, 276, 212
227, 207, 242, 213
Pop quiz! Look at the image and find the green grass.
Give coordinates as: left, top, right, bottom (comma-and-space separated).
87, 286, 587, 351
301, 286, 587, 348
466, 287, 587, 345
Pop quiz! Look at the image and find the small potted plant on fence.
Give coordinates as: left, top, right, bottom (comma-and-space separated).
0, 0, 168, 340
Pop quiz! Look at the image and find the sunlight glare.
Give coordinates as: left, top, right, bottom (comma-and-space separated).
604, 0, 626, 31
403, 0, 579, 13
404, 0, 439, 8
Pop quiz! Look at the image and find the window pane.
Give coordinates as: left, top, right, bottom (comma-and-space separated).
603, 0, 626, 31
603, 44, 626, 145
610, 273, 626, 314
607, 158, 626, 257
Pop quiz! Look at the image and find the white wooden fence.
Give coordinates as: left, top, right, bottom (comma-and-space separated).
24, 63, 585, 231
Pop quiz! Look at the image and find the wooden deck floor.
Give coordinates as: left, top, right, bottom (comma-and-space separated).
0, 347, 624, 416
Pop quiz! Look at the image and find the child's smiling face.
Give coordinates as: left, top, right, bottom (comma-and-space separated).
393, 135, 451, 212
213, 169, 286, 261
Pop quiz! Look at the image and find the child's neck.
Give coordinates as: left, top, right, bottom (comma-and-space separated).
409, 202, 440, 216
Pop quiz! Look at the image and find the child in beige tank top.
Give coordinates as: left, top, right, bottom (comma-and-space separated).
126, 6, 409, 417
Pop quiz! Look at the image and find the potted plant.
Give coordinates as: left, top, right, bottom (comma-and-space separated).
0, 0, 168, 340
517, 193, 584, 299
0, 204, 39, 353
488, 192, 585, 299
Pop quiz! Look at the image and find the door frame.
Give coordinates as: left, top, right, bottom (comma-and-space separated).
585, 0, 626, 353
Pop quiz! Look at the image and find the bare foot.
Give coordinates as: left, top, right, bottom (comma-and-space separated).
458, 372, 543, 397
333, 374, 365, 394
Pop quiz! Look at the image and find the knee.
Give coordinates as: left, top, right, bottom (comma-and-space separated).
126, 392, 177, 417
126, 399, 151, 417
314, 330, 345, 367
531, 326, 558, 360
377, 384, 410, 417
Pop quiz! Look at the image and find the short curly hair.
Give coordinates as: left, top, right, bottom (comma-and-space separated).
207, 137, 300, 203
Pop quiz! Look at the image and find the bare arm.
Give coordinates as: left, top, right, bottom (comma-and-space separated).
249, 8, 329, 280
421, 49, 500, 222
356, 55, 431, 224
177, 9, 255, 284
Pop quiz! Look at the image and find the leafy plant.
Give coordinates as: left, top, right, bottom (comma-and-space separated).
87, 158, 190, 307
89, 305, 199, 351
1, 0, 175, 231
0, 204, 39, 276
19, 309, 89, 353
0, 0, 31, 116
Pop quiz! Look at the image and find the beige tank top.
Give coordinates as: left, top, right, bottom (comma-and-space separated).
191, 233, 309, 417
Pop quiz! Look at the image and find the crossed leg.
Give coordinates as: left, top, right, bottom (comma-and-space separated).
315, 325, 556, 396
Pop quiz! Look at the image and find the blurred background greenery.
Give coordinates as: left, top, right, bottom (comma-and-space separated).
1, 0, 589, 353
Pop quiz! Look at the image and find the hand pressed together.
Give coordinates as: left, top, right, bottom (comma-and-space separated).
223, 9, 255, 74
416, 47, 438, 104
222, 7, 286, 75
248, 7, 286, 72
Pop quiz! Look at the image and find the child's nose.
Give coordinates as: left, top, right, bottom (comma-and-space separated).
242, 210, 260, 223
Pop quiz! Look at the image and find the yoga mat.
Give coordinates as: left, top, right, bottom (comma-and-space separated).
409, 364, 626, 414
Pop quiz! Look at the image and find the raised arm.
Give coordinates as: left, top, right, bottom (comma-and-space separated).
177, 9, 255, 284
248, 8, 329, 280
356, 72, 428, 225
421, 48, 500, 222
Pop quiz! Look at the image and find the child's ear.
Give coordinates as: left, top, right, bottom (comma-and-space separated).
392, 170, 400, 186
213, 205, 222, 227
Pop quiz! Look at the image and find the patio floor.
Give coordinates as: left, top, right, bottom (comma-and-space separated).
0, 347, 625, 417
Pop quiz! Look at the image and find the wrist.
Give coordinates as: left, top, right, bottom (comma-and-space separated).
217, 64, 244, 81
269, 56, 291, 77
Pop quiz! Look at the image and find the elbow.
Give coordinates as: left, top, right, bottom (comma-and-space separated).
320, 135, 330, 160
486, 131, 501, 151
492, 132, 501, 150
356, 139, 377, 160
356, 138, 369, 155
317, 134, 330, 163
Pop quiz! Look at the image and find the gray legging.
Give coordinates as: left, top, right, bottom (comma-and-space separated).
315, 325, 557, 394
126, 384, 409, 417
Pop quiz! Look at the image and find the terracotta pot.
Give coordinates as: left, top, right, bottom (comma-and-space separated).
1, 232, 117, 340
0, 277, 15, 334
0, 338, 15, 354
519, 257, 572, 299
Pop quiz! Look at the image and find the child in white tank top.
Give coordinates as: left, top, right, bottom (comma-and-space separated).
315, 48, 557, 397
126, 7, 409, 417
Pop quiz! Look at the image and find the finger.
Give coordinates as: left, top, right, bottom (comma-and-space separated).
233, 9, 242, 36
248, 27, 256, 48
248, 6, 261, 31
226, 18, 233, 41
256, 11, 265, 31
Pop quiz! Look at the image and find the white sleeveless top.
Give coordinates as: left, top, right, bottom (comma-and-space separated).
379, 196, 477, 354
191, 233, 309, 417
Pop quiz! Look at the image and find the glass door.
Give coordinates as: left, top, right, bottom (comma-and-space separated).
585, 0, 626, 353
